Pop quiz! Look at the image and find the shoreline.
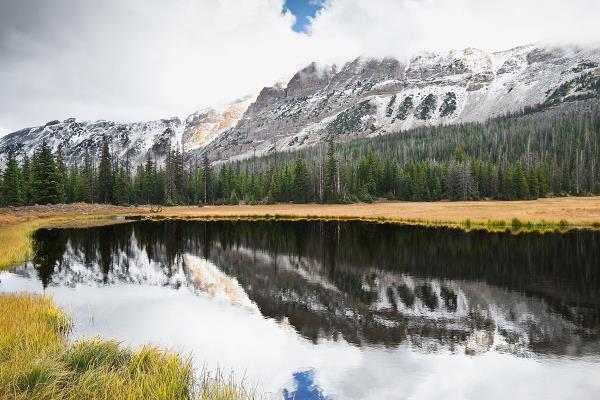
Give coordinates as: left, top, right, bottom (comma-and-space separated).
1, 197, 599, 270
156, 197, 600, 228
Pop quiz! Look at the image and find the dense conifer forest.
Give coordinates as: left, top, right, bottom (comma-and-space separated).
1, 107, 599, 206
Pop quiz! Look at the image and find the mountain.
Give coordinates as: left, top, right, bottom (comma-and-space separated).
0, 97, 253, 166
1, 44, 599, 165
199, 44, 600, 161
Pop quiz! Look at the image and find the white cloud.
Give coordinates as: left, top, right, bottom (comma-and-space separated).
1, 0, 599, 134
309, 0, 600, 60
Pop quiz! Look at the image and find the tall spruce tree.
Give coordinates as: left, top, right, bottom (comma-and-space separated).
31, 141, 62, 204
113, 165, 130, 205
21, 155, 32, 205
292, 156, 309, 203
2, 152, 24, 206
55, 145, 67, 203
202, 154, 211, 204
324, 137, 337, 203
97, 136, 113, 203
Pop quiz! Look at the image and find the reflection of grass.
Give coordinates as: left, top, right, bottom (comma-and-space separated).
0, 293, 256, 400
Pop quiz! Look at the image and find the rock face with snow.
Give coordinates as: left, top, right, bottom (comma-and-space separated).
1, 44, 600, 165
199, 44, 600, 162
182, 96, 253, 152
0, 98, 252, 166
0, 117, 184, 166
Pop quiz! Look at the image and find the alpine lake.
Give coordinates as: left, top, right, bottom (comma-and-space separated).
1, 219, 599, 399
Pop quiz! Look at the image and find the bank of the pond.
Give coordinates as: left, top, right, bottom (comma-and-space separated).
0, 293, 254, 400
0, 204, 138, 270
154, 197, 600, 235
0, 293, 191, 399
2, 198, 600, 270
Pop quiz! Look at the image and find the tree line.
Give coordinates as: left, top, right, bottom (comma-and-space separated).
1, 107, 599, 207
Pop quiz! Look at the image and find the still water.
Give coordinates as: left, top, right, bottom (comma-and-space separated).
1, 220, 599, 399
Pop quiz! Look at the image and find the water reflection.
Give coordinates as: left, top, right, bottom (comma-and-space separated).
13, 220, 600, 358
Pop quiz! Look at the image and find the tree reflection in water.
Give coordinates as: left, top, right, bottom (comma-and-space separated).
21, 220, 600, 357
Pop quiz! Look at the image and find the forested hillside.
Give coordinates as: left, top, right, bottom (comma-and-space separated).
1, 106, 599, 206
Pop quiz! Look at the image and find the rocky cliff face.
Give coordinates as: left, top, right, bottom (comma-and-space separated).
182, 97, 253, 152
198, 44, 600, 161
2, 44, 599, 165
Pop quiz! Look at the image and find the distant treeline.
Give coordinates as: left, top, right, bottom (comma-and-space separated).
1, 108, 599, 207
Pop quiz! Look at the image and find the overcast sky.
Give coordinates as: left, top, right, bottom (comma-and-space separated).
1, 0, 599, 135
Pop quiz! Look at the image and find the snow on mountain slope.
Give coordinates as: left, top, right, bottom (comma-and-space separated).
1, 44, 599, 165
0, 117, 184, 166
198, 44, 600, 162
0, 97, 252, 166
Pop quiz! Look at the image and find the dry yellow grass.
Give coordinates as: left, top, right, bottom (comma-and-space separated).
159, 197, 600, 227
1, 198, 599, 270
0, 204, 140, 270
0, 294, 194, 400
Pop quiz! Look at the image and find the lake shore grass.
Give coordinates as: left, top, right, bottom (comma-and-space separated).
2, 197, 600, 271
157, 197, 600, 231
0, 293, 255, 400
0, 293, 192, 399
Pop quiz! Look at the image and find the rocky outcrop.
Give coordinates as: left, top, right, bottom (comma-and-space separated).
182, 97, 252, 151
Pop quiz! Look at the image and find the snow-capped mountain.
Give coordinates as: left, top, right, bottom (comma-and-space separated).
1, 44, 599, 165
0, 98, 253, 166
199, 44, 600, 161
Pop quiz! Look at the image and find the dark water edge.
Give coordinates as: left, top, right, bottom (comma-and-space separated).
1, 220, 600, 399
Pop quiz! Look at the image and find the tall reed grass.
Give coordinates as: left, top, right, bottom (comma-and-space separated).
0, 293, 256, 399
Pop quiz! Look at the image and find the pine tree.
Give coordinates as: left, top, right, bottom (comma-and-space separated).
324, 137, 337, 203
55, 146, 67, 203
97, 136, 113, 203
113, 165, 130, 205
202, 154, 211, 204
31, 141, 62, 204
2, 152, 24, 206
82, 149, 94, 203
292, 156, 310, 203
21, 155, 32, 205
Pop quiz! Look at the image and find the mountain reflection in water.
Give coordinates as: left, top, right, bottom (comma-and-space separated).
11, 220, 600, 358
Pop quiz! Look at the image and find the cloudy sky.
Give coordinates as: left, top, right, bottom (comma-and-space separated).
1, 0, 599, 135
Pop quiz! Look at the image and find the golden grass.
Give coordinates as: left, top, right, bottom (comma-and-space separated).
157, 197, 600, 233
2, 198, 599, 270
0, 294, 255, 400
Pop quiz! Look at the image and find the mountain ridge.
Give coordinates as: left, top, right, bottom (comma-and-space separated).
1, 44, 599, 166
